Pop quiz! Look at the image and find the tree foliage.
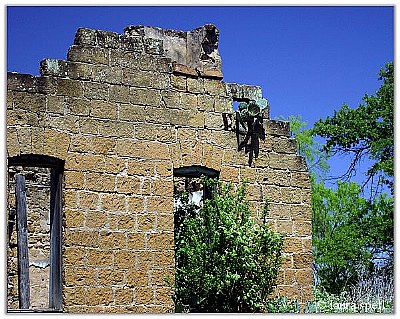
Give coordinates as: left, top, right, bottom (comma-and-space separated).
174, 178, 283, 312
286, 62, 394, 296
312, 62, 394, 193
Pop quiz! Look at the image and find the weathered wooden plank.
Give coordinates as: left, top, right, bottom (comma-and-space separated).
49, 168, 63, 310
15, 174, 30, 309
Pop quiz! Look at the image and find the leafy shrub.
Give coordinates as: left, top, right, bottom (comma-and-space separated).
174, 178, 284, 312
266, 297, 300, 313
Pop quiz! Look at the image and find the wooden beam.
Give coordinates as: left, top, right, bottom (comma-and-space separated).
49, 168, 63, 310
15, 174, 30, 309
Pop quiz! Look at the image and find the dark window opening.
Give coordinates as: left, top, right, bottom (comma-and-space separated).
7, 155, 64, 313
173, 165, 219, 204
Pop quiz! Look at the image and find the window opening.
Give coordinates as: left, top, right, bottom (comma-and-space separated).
7, 155, 63, 312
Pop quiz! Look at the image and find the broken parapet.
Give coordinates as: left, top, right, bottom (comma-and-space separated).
124, 24, 222, 78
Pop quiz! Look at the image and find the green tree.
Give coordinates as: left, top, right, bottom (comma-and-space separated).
174, 178, 283, 312
312, 62, 394, 194
286, 64, 394, 294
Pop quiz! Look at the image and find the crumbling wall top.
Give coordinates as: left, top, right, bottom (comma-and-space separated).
124, 24, 222, 78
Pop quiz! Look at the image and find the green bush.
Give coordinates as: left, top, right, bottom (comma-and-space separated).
173, 178, 284, 312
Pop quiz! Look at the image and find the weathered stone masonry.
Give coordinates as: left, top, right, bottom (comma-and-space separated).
7, 24, 313, 313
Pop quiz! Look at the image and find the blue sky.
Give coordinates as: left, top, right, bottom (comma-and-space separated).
6, 5, 394, 185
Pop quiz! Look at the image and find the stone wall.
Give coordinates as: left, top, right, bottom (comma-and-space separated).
7, 24, 313, 313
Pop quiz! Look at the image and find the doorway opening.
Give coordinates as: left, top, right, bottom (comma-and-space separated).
7, 155, 64, 312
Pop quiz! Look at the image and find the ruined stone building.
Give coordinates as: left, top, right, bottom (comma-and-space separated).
6, 24, 313, 313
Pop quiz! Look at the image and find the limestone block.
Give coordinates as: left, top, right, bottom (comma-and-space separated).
130, 87, 161, 106
86, 172, 115, 192
290, 205, 311, 221
99, 231, 126, 249
86, 287, 113, 306
91, 136, 116, 155
292, 252, 313, 269
119, 35, 145, 52
152, 270, 174, 287
63, 247, 86, 266
119, 104, 145, 122
86, 249, 114, 267
46, 95, 65, 114
65, 97, 90, 115
123, 69, 169, 89
157, 214, 174, 232
135, 123, 175, 143
148, 233, 174, 250
262, 185, 282, 203
214, 97, 232, 113
40, 59, 68, 77
151, 179, 173, 197
293, 221, 312, 237
272, 137, 297, 154
83, 82, 108, 100
187, 77, 204, 94
126, 269, 148, 287
101, 193, 126, 212
16, 126, 32, 154
128, 196, 144, 212
92, 64, 123, 84
74, 28, 97, 46
280, 187, 302, 204
13, 91, 46, 111
67, 45, 109, 65
44, 128, 70, 159
64, 170, 85, 189
154, 250, 174, 268
144, 38, 164, 55
64, 209, 85, 228
137, 55, 172, 73
204, 78, 227, 96
98, 120, 135, 139
156, 162, 173, 178
114, 250, 136, 268
147, 197, 173, 213
137, 213, 156, 231
114, 288, 134, 305
127, 233, 146, 249
116, 140, 170, 160
67, 62, 93, 80
65, 153, 106, 172
171, 75, 186, 91
97, 269, 125, 286
109, 85, 130, 103
188, 111, 205, 127
283, 237, 304, 253
135, 287, 155, 305
7, 72, 38, 92
161, 90, 181, 109
31, 127, 45, 154
105, 156, 126, 174
220, 166, 240, 183
225, 83, 262, 101
264, 119, 290, 137
180, 93, 198, 110
116, 175, 141, 194
198, 94, 214, 111
84, 212, 106, 232
64, 266, 96, 286
290, 172, 311, 189
78, 191, 100, 210
63, 287, 87, 305
56, 78, 83, 98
